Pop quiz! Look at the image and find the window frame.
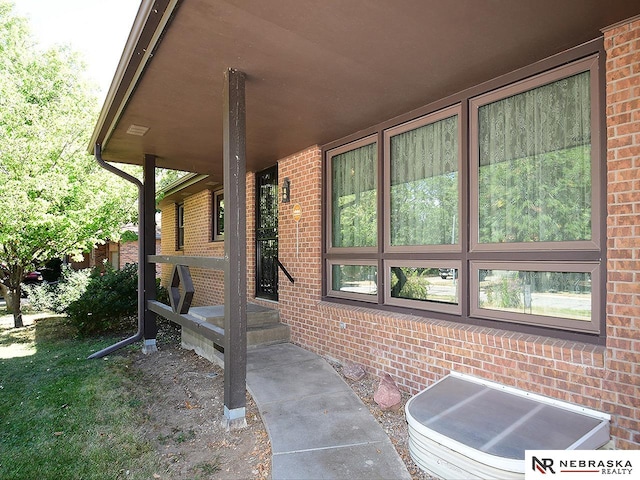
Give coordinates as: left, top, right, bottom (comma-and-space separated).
326, 134, 379, 255
470, 261, 600, 334
327, 259, 379, 303
176, 203, 185, 250
212, 189, 224, 242
322, 41, 605, 342
383, 104, 462, 254
384, 260, 462, 314
469, 55, 601, 253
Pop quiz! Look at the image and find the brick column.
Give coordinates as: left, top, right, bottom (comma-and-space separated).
603, 16, 640, 449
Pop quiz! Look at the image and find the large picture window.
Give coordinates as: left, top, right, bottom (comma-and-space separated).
323, 49, 603, 339
471, 59, 598, 251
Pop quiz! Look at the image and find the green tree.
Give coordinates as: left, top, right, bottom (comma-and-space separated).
156, 167, 190, 193
0, 2, 137, 327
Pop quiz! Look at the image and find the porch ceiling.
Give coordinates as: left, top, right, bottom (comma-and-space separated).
91, 0, 640, 181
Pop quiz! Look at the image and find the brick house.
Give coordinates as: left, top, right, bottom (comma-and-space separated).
92, 1, 640, 448
68, 221, 161, 275
117, 220, 162, 275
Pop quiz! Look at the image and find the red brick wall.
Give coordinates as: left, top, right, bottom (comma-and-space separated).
160, 190, 225, 306
160, 204, 177, 287
120, 238, 161, 275
120, 241, 138, 266
272, 147, 324, 333
246, 173, 257, 304
160, 17, 640, 448
603, 17, 640, 449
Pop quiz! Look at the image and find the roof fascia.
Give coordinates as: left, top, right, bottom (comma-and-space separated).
159, 173, 209, 197
88, 0, 179, 154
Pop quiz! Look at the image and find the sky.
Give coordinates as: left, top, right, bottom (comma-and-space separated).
12, 0, 142, 104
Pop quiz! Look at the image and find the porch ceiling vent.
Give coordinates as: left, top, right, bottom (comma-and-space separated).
406, 372, 610, 479
126, 124, 150, 136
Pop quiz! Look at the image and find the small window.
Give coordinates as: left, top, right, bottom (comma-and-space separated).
385, 261, 460, 314
176, 203, 184, 250
110, 251, 119, 270
213, 190, 224, 241
327, 261, 377, 302
470, 262, 600, 333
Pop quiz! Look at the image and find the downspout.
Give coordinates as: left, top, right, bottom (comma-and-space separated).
88, 143, 145, 359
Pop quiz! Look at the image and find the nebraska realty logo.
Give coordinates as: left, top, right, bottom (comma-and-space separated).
525, 450, 639, 478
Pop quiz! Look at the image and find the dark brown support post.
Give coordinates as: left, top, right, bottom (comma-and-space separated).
142, 154, 158, 353
222, 68, 247, 428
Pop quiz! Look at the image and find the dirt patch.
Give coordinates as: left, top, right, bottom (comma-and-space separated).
125, 322, 430, 480
126, 324, 270, 479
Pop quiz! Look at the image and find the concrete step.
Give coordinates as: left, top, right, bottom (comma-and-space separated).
189, 303, 280, 329
181, 303, 290, 365
247, 322, 290, 348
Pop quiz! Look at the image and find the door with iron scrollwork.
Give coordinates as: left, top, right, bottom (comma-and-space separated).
255, 166, 278, 301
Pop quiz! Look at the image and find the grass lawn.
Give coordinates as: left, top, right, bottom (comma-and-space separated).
0, 314, 162, 480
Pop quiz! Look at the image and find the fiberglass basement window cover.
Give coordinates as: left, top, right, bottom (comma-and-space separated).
405, 372, 610, 479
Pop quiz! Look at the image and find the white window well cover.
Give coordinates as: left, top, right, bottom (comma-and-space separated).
405, 372, 610, 479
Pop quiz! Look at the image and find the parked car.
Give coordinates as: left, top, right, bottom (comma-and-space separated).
437, 268, 488, 281
1, 266, 46, 298
22, 270, 44, 285
439, 268, 456, 279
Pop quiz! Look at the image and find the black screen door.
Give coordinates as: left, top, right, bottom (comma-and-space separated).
256, 166, 278, 300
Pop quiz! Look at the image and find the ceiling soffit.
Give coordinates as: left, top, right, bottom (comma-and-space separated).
96, 0, 640, 178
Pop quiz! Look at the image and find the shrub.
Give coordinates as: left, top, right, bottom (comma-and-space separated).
31, 262, 170, 337
497, 277, 522, 309
66, 263, 139, 335
484, 275, 523, 310
156, 278, 169, 306
27, 266, 91, 313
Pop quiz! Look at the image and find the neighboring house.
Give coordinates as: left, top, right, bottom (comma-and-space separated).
116, 220, 162, 277
93, 1, 640, 449
69, 217, 161, 275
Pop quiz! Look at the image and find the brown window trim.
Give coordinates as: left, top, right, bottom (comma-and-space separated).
469, 55, 602, 254
212, 189, 224, 242
326, 134, 379, 255
383, 104, 463, 254
176, 202, 185, 251
322, 38, 606, 345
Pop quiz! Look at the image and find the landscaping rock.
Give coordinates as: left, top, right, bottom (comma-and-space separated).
374, 373, 402, 410
342, 361, 366, 381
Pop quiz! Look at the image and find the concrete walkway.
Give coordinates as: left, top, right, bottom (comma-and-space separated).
246, 343, 412, 480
